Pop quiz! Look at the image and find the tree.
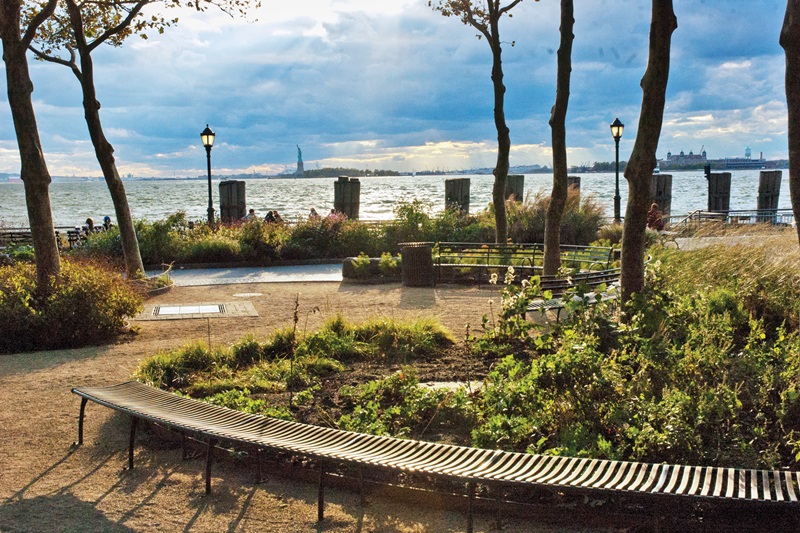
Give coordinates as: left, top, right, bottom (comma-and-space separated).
431, 0, 536, 243
620, 0, 677, 304
1, 1, 61, 288
29, 0, 159, 278
780, 1, 800, 245
29, 0, 257, 278
542, 0, 573, 276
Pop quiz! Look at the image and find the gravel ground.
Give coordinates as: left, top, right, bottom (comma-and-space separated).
3, 281, 630, 533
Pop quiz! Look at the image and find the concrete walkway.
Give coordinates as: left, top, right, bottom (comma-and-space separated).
148, 263, 343, 287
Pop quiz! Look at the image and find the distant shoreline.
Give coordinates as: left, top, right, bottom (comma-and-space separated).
0, 164, 791, 184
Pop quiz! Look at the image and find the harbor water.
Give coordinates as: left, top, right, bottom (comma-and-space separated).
0, 170, 792, 228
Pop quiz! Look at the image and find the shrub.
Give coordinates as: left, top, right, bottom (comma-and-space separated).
238, 219, 286, 260
348, 253, 373, 279
0, 259, 142, 353
2, 243, 36, 263
82, 227, 123, 257
337, 368, 468, 439
184, 231, 241, 263
378, 252, 401, 278
136, 212, 190, 264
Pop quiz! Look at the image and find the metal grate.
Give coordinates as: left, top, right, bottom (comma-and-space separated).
152, 304, 226, 317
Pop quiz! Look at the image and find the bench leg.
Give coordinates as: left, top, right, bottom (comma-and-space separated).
256, 448, 263, 484
128, 417, 139, 470
181, 433, 188, 460
358, 465, 365, 507
205, 438, 217, 495
494, 483, 503, 531
318, 462, 326, 522
467, 480, 476, 533
77, 397, 88, 445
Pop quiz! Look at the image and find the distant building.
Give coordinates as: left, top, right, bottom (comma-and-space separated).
661, 149, 707, 169
659, 147, 768, 170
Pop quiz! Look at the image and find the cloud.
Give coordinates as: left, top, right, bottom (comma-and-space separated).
0, 0, 790, 176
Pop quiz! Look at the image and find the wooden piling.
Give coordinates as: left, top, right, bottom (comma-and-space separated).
651, 173, 672, 217
219, 180, 246, 223
707, 172, 731, 212
505, 174, 524, 202
445, 178, 470, 213
333, 176, 361, 219
757, 170, 782, 223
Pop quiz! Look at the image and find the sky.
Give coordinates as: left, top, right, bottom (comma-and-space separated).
0, 0, 790, 177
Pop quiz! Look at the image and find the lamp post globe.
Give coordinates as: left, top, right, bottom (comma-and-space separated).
201, 125, 215, 226
610, 118, 624, 224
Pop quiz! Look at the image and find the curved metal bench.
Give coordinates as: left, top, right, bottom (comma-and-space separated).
73, 381, 800, 531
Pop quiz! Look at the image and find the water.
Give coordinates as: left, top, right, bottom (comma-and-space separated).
0, 170, 791, 228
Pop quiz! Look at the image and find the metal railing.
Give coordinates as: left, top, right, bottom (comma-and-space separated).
666, 209, 796, 229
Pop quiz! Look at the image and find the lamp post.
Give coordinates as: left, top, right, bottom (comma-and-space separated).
610, 118, 624, 223
201, 125, 215, 226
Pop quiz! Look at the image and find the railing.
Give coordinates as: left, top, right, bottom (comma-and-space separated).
666, 209, 796, 229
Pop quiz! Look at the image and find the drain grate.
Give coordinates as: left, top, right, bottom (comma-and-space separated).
153, 304, 226, 317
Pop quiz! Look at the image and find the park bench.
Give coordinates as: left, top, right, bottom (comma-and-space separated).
73, 381, 800, 532
0, 227, 87, 252
434, 242, 613, 284
0, 229, 34, 250
528, 267, 621, 321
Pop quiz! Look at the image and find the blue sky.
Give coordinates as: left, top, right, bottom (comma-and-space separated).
0, 0, 789, 177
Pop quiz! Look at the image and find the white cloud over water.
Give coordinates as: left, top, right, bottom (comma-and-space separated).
0, 0, 791, 177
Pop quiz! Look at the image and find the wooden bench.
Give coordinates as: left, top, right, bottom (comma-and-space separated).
0, 230, 34, 250
73, 381, 800, 532
433, 242, 613, 284
1, 227, 84, 252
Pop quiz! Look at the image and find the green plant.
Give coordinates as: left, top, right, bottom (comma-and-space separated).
378, 252, 401, 278
338, 368, 470, 439
205, 388, 293, 419
2, 243, 35, 263
0, 259, 142, 353
477, 267, 548, 349
349, 252, 373, 279
134, 340, 231, 390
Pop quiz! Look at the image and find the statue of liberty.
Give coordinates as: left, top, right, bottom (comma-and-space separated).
296, 145, 304, 176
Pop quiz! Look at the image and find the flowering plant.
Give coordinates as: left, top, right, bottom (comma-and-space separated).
481, 266, 550, 343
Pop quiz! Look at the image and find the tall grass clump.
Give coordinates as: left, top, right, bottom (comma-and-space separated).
0, 259, 142, 353
495, 188, 603, 245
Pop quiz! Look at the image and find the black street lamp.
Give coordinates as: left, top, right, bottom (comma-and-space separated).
201, 125, 216, 226
610, 117, 624, 223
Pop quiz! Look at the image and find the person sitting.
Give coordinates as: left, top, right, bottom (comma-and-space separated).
272, 210, 283, 223
309, 207, 320, 220
83, 217, 95, 235
646, 203, 665, 231
244, 208, 256, 221
102, 216, 113, 230
264, 210, 275, 223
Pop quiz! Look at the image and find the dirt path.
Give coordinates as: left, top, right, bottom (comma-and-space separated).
0, 280, 638, 532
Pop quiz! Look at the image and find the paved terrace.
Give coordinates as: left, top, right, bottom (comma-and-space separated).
147, 263, 343, 286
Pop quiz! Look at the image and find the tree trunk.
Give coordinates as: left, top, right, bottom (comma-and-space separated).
66, 0, 145, 277
781, 0, 800, 246
543, 0, 574, 276
620, 0, 677, 305
0, 1, 60, 288
489, 14, 509, 244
